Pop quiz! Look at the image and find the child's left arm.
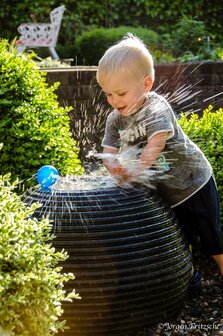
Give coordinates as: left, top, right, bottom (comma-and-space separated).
139, 131, 169, 169
119, 131, 170, 183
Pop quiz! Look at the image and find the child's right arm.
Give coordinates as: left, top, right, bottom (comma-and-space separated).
102, 147, 119, 174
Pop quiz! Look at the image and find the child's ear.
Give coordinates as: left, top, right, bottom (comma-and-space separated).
144, 75, 153, 92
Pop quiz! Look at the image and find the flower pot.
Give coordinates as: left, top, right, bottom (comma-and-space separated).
24, 176, 192, 336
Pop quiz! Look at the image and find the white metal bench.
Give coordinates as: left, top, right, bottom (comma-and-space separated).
16, 5, 65, 60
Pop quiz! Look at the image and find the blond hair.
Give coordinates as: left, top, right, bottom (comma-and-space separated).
96, 33, 154, 86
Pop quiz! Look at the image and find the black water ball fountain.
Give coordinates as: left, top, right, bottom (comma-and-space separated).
24, 166, 192, 336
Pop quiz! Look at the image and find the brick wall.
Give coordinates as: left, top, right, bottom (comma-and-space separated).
45, 62, 223, 115
154, 62, 223, 114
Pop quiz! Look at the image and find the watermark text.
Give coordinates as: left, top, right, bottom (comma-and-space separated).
158, 322, 222, 332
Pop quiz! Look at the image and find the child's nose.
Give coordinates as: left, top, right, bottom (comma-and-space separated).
111, 96, 119, 105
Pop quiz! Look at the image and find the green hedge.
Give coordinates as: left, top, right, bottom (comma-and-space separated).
178, 106, 223, 221
76, 26, 161, 65
0, 173, 80, 335
0, 40, 83, 188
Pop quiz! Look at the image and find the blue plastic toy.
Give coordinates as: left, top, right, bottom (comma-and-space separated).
36, 165, 59, 188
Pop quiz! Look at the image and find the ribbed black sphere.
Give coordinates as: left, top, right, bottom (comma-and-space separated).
24, 176, 192, 336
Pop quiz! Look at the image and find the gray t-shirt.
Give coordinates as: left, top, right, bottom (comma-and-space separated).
102, 92, 212, 207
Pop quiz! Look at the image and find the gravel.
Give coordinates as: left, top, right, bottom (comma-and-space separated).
138, 252, 223, 336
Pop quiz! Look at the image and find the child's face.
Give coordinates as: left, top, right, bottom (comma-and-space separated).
101, 72, 152, 116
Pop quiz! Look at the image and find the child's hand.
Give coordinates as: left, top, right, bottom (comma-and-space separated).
102, 150, 143, 184
113, 164, 143, 184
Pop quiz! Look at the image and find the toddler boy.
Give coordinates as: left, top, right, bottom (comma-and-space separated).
96, 33, 223, 277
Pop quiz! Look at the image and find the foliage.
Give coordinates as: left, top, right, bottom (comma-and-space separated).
127, 0, 223, 44
170, 16, 208, 57
1, 1, 222, 61
34, 56, 71, 69
0, 39, 83, 188
177, 47, 223, 63
164, 15, 223, 62
1, 0, 56, 41
0, 173, 80, 335
178, 106, 223, 221
76, 26, 160, 65
1, 0, 223, 43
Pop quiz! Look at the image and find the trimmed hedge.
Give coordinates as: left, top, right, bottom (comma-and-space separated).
178, 106, 223, 221
76, 26, 161, 65
0, 40, 83, 188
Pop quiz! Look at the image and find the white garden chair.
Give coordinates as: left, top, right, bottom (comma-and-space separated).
16, 5, 65, 60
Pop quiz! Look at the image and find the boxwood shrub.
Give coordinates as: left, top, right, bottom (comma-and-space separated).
0, 39, 83, 188
0, 172, 80, 335
178, 106, 223, 222
76, 26, 160, 65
